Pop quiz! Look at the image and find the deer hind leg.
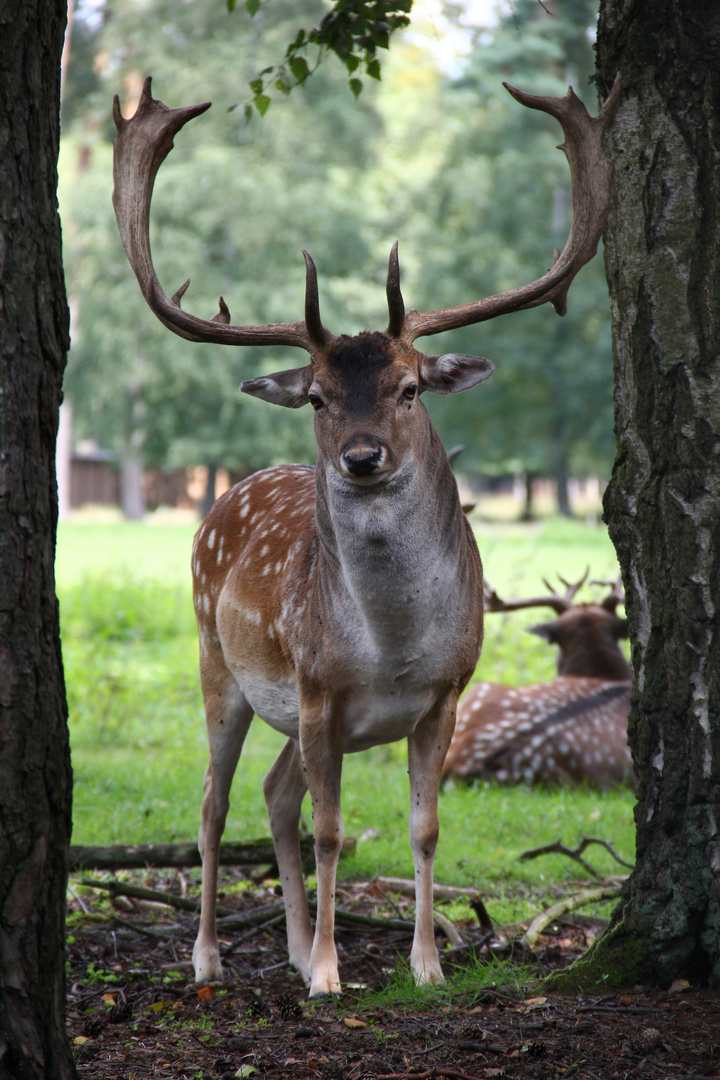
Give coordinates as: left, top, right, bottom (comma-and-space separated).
407, 693, 458, 986
193, 668, 253, 983
263, 738, 313, 985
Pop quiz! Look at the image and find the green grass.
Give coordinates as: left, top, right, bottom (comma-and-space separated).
58, 514, 635, 925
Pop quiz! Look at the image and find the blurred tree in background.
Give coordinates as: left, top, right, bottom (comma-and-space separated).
60, 0, 614, 516
404, 0, 613, 515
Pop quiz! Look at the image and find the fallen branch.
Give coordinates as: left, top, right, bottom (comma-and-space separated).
518, 836, 634, 878
75, 877, 418, 935
372, 876, 484, 903
519, 884, 622, 950
308, 901, 415, 933
69, 837, 315, 872
77, 876, 224, 915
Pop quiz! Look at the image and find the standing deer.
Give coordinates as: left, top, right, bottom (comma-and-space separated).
442, 573, 634, 788
112, 75, 620, 996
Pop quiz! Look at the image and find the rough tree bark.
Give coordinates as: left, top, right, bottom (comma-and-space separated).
549, 1, 720, 990
0, 2, 77, 1077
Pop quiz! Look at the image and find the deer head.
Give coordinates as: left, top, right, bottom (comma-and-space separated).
485, 571, 631, 680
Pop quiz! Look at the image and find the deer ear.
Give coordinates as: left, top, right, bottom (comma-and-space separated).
612, 616, 629, 640
420, 354, 495, 395
528, 620, 559, 644
241, 365, 314, 409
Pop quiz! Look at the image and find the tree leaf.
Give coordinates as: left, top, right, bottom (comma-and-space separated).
244, 0, 260, 16
253, 94, 271, 116
289, 56, 310, 83
248, 78, 264, 96
349, 78, 363, 98
366, 58, 381, 81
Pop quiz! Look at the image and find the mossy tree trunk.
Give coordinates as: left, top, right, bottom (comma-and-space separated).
548, 1, 720, 991
0, 2, 77, 1076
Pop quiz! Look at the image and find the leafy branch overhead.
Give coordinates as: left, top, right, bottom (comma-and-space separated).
230, 0, 413, 115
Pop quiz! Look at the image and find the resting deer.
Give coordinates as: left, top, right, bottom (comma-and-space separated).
112, 75, 620, 996
442, 573, 634, 788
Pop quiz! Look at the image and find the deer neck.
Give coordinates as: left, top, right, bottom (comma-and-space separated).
313, 426, 471, 639
557, 633, 632, 681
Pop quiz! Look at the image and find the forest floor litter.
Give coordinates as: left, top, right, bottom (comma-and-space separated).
66, 866, 720, 1080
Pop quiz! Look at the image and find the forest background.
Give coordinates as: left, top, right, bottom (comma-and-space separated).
59, 0, 614, 520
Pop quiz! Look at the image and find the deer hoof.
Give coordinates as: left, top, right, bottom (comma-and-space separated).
193, 945, 224, 984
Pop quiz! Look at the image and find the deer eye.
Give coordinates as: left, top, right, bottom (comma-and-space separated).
402, 384, 418, 401
308, 392, 324, 411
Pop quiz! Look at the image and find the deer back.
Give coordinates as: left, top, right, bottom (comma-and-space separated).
443, 676, 633, 788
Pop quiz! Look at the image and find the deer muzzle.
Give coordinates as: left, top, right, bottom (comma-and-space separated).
339, 434, 389, 478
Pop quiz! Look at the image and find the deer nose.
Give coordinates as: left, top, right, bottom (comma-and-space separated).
340, 435, 386, 477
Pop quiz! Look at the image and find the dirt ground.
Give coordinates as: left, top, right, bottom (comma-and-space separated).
66, 869, 720, 1080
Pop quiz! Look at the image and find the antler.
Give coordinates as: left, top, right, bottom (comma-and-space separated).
389, 75, 622, 344
591, 577, 626, 613
112, 77, 333, 353
484, 569, 590, 616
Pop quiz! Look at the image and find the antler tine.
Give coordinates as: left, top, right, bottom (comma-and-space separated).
386, 241, 405, 338
112, 77, 326, 353
397, 74, 622, 344
591, 576, 626, 613
302, 250, 333, 348
555, 566, 590, 604
483, 577, 569, 616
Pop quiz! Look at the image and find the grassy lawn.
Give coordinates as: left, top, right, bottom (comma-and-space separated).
58, 510, 636, 925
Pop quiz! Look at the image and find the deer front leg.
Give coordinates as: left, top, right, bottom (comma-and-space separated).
263, 738, 313, 985
193, 678, 253, 983
407, 692, 458, 985
299, 700, 344, 997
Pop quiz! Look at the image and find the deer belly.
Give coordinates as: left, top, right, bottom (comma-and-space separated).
236, 671, 300, 738
340, 687, 438, 751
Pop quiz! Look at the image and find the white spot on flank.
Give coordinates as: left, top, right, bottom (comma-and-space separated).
207, 529, 216, 551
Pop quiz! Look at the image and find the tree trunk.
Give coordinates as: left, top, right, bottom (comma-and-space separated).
554, 455, 572, 518
520, 472, 536, 522
548, 1, 720, 990
0, 3, 77, 1077
120, 451, 145, 520
200, 463, 218, 520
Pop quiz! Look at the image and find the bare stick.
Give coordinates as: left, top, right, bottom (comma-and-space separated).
518, 836, 635, 877
520, 885, 622, 950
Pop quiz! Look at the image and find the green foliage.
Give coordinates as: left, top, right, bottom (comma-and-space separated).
60, 574, 193, 643
61, 0, 384, 475
234, 0, 412, 111
401, 0, 615, 488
